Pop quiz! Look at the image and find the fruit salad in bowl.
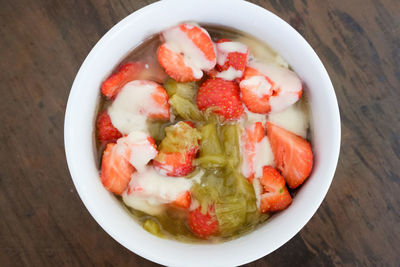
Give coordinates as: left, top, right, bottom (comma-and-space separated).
64, 0, 340, 265
95, 22, 313, 241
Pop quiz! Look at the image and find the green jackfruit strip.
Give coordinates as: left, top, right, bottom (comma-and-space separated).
163, 78, 198, 101
169, 94, 203, 121
159, 121, 201, 152
195, 155, 227, 168
143, 219, 163, 237
199, 123, 223, 156
221, 124, 241, 168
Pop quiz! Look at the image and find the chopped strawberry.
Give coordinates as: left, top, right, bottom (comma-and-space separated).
117, 133, 158, 172
196, 78, 244, 120
158, 24, 216, 82
240, 67, 273, 114
178, 24, 216, 63
216, 39, 248, 76
258, 166, 292, 212
267, 122, 313, 188
157, 44, 198, 82
240, 122, 265, 181
173, 191, 192, 209
100, 143, 135, 195
153, 149, 197, 177
153, 121, 200, 177
188, 206, 219, 239
101, 62, 144, 99
240, 63, 302, 114
96, 111, 122, 145
111, 79, 170, 122
145, 81, 171, 120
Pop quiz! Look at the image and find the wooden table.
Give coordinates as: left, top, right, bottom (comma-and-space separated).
1, 0, 399, 266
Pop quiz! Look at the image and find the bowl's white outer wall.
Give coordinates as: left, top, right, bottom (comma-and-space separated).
64, 0, 341, 266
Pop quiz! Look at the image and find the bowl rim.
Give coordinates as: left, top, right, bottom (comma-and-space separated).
64, 0, 341, 266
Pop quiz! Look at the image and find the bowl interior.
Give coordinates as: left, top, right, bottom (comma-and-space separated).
64, 0, 340, 266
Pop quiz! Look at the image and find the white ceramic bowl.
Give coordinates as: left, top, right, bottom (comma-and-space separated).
64, 0, 341, 266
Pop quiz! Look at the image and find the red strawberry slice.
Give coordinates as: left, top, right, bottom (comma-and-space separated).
196, 78, 244, 120
179, 24, 216, 63
100, 143, 135, 195
96, 111, 122, 145
111, 79, 170, 122
157, 43, 198, 82
173, 191, 192, 209
267, 122, 313, 189
158, 24, 216, 82
241, 122, 265, 181
240, 63, 302, 114
117, 134, 158, 173
188, 206, 219, 239
259, 166, 292, 212
240, 67, 274, 114
145, 81, 171, 120
216, 39, 248, 75
101, 62, 144, 99
153, 149, 196, 177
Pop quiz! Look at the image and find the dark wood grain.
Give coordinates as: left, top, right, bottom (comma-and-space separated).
1, 0, 399, 266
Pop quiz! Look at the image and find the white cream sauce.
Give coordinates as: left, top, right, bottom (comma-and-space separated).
216, 66, 243, 80
108, 80, 165, 134
122, 195, 165, 216
243, 108, 267, 126
253, 137, 275, 178
122, 167, 203, 215
239, 124, 274, 180
268, 100, 309, 138
239, 75, 272, 97
116, 131, 158, 173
